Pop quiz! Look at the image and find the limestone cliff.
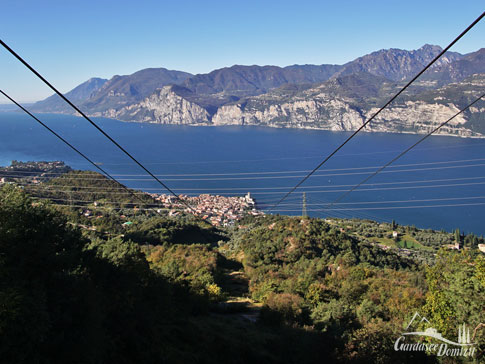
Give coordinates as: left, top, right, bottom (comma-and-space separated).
30, 45, 485, 138
108, 86, 210, 124
101, 74, 485, 138
211, 98, 481, 137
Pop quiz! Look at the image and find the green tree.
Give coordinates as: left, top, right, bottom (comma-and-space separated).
0, 185, 104, 363
424, 250, 485, 349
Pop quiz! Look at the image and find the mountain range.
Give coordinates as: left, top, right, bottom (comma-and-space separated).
30, 45, 485, 137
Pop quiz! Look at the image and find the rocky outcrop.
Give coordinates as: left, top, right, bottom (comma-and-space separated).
334, 44, 462, 81
109, 86, 210, 124
99, 72, 485, 138
29, 45, 485, 138
211, 98, 482, 137
365, 101, 478, 137
212, 95, 365, 130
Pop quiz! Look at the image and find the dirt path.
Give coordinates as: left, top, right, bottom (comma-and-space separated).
214, 267, 261, 323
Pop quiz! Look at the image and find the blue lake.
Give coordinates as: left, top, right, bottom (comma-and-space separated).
1, 111, 485, 235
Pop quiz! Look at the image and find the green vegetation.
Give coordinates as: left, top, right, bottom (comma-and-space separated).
143, 243, 222, 297
227, 217, 430, 362
25, 170, 157, 209
124, 216, 226, 246
0, 185, 342, 363
424, 250, 485, 345
1, 177, 484, 363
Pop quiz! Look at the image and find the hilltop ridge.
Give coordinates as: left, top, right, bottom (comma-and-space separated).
29, 45, 485, 138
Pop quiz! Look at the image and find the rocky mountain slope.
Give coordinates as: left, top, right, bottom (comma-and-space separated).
32, 68, 192, 114
31, 77, 107, 113
30, 45, 485, 138
180, 64, 343, 97
110, 85, 211, 124
209, 73, 485, 137
334, 44, 462, 81
113, 72, 485, 137
82, 68, 193, 113
422, 48, 485, 85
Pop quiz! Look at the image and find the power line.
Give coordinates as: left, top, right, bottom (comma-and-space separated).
323, 92, 485, 212
46, 203, 175, 213
13, 179, 485, 196
11, 175, 485, 192
266, 11, 485, 212
4, 161, 485, 182
269, 181, 485, 194
7, 156, 485, 177
31, 196, 185, 210
279, 195, 485, 206
308, 194, 390, 223
276, 202, 485, 212
0, 89, 155, 208
0, 39, 198, 216
307, 196, 364, 220
67, 136, 485, 168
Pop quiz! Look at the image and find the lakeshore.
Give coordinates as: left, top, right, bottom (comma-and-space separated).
151, 192, 264, 226
1, 112, 485, 235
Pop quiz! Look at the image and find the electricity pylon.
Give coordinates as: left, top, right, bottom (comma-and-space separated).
302, 192, 308, 217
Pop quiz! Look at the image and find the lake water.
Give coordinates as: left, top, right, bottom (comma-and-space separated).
1, 111, 485, 235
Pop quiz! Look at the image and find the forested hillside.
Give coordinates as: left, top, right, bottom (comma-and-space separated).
1, 180, 484, 363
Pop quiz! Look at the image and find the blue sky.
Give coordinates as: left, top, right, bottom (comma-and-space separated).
1, 0, 484, 102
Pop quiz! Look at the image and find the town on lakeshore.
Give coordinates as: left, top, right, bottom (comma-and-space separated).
0, 160, 72, 184
0, 161, 265, 226
151, 192, 264, 226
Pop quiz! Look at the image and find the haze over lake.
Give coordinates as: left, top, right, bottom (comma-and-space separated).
1, 111, 485, 235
